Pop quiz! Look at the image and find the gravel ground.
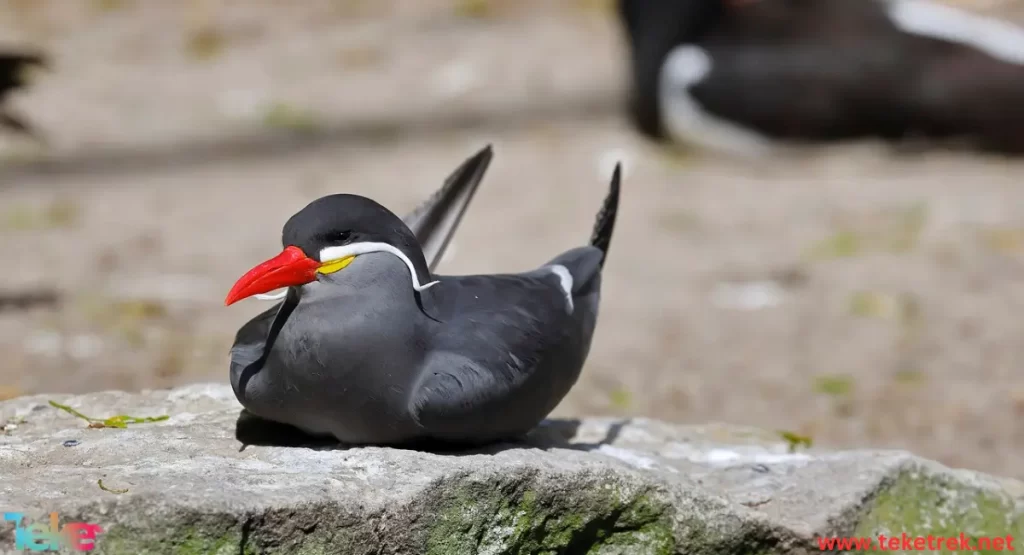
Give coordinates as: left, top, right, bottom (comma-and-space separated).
1, 0, 1022, 480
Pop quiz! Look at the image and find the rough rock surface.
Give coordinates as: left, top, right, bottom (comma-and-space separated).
0, 384, 1021, 554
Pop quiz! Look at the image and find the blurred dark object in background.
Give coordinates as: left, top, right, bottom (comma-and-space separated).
0, 288, 59, 313
0, 48, 47, 141
618, 0, 1024, 157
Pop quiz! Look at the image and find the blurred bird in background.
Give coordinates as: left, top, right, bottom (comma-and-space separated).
617, 0, 1024, 157
0, 49, 47, 142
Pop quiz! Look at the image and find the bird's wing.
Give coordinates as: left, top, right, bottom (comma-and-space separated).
409, 273, 578, 437
401, 145, 493, 272
666, 43, 918, 145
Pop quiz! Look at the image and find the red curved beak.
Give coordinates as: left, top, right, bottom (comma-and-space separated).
224, 246, 320, 306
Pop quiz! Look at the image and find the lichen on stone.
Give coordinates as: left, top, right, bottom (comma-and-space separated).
96, 511, 255, 555
424, 472, 677, 555
855, 465, 1023, 554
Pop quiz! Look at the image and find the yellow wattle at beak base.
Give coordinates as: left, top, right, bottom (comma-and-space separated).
317, 255, 356, 275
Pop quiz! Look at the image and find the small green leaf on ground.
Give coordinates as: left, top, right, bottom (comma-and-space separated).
2, 200, 80, 231
806, 230, 861, 260
262, 102, 321, 133
813, 374, 854, 397
893, 369, 926, 385
114, 299, 168, 320
48, 400, 169, 429
48, 401, 94, 422
608, 387, 632, 410
848, 291, 921, 327
97, 479, 128, 494
454, 0, 492, 18
778, 430, 813, 453
848, 290, 898, 319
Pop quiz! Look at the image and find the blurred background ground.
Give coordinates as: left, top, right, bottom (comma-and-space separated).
1, 0, 1022, 479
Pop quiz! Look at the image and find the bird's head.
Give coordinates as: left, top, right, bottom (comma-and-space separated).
224, 194, 435, 306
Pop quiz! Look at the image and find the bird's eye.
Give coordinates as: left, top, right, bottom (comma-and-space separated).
325, 230, 352, 244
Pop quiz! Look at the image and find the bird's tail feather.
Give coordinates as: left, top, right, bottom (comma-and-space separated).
403, 145, 493, 272
589, 163, 621, 268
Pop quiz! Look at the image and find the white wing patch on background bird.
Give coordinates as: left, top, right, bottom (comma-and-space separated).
659, 45, 774, 157
886, 0, 1024, 65
547, 264, 574, 314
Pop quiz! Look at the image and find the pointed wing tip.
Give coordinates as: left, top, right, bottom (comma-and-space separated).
460, 144, 495, 175
610, 162, 623, 188
472, 143, 495, 163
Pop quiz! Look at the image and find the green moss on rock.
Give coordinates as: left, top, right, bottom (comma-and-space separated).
95, 509, 362, 555
99, 520, 251, 555
425, 475, 677, 555
855, 467, 1023, 555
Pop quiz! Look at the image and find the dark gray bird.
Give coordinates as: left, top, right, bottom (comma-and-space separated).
228, 145, 494, 447
225, 147, 621, 447
0, 51, 47, 139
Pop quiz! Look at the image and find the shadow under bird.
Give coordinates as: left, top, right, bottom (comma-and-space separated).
0, 50, 47, 140
225, 146, 621, 446
618, 0, 1024, 157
